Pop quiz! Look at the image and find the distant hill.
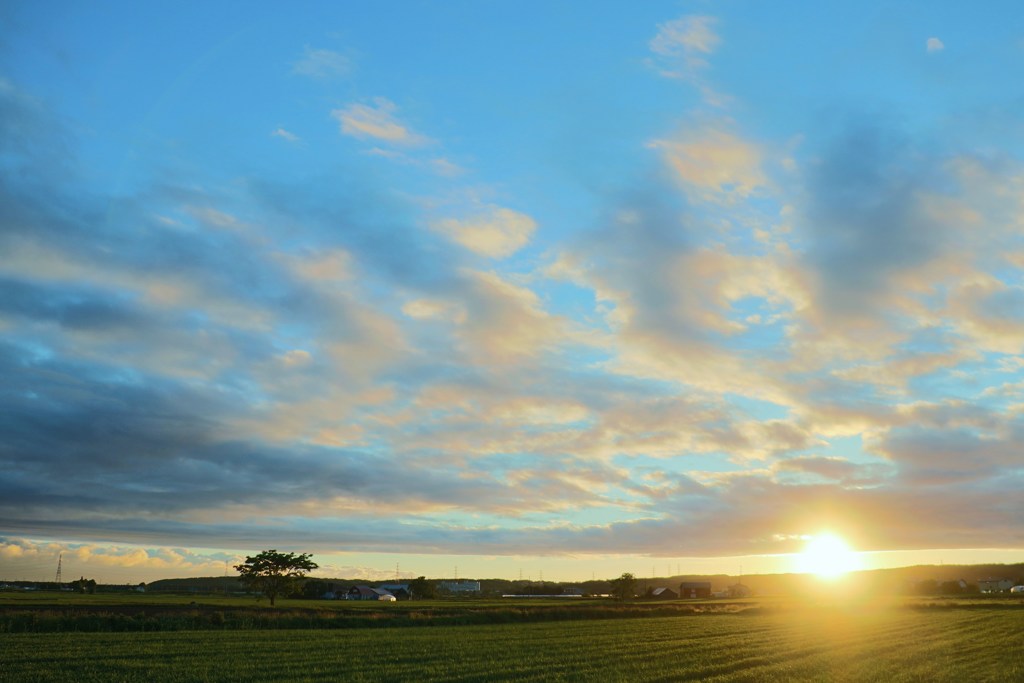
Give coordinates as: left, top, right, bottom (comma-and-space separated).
674, 563, 1024, 597
143, 564, 1024, 597
146, 576, 244, 593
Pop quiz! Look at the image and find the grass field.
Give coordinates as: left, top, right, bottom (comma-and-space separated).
3, 603, 1023, 682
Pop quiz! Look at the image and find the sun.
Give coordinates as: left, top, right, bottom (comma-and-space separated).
795, 533, 862, 580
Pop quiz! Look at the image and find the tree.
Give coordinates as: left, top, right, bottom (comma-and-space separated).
70, 576, 97, 594
234, 549, 318, 606
610, 572, 637, 601
408, 576, 436, 599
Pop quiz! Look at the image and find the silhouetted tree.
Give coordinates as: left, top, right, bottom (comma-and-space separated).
610, 572, 637, 601
234, 550, 318, 606
408, 576, 437, 599
70, 577, 97, 594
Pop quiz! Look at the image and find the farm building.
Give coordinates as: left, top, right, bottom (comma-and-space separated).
649, 587, 678, 600
978, 578, 1014, 593
678, 581, 712, 599
346, 586, 397, 601
377, 583, 410, 599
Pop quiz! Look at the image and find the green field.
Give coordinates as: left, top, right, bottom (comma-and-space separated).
3, 603, 1023, 682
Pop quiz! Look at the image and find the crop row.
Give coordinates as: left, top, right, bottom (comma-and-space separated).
2, 608, 1023, 682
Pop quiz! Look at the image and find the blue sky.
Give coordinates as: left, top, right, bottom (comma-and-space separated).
2, 1, 1024, 582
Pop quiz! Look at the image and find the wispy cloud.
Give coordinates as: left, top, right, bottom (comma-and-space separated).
648, 127, 766, 201
650, 15, 719, 62
648, 14, 724, 104
431, 206, 537, 258
332, 98, 428, 145
292, 47, 351, 78
271, 127, 300, 143
926, 37, 945, 53
364, 147, 463, 176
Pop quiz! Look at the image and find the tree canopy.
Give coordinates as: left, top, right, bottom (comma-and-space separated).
234, 549, 318, 606
610, 572, 637, 601
408, 576, 436, 599
70, 577, 97, 594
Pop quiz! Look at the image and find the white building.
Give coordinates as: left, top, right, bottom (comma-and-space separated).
438, 580, 481, 593
978, 578, 1014, 593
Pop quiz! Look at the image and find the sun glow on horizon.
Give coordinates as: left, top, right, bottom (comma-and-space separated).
795, 533, 863, 580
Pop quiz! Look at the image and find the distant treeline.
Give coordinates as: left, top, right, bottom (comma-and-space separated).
7, 563, 1023, 599
146, 577, 244, 593
143, 564, 1024, 598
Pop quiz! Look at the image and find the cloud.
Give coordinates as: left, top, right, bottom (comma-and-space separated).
292, 47, 351, 78
455, 270, 570, 365
871, 402, 1024, 486
4, 27, 1024, 577
649, 15, 719, 63
547, 174, 803, 406
364, 148, 464, 176
431, 206, 537, 258
948, 278, 1024, 354
0, 334, 529, 527
649, 128, 766, 201
282, 248, 355, 283
271, 127, 299, 143
796, 124, 951, 322
332, 98, 427, 145
926, 37, 945, 53
774, 456, 891, 486
647, 15, 726, 103
430, 157, 464, 177
776, 122, 1024, 395
401, 298, 464, 322
0, 537, 237, 581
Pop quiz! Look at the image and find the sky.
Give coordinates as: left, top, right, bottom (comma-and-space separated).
2, 1, 1024, 584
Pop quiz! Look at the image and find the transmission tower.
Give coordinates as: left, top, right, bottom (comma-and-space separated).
55, 553, 63, 585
